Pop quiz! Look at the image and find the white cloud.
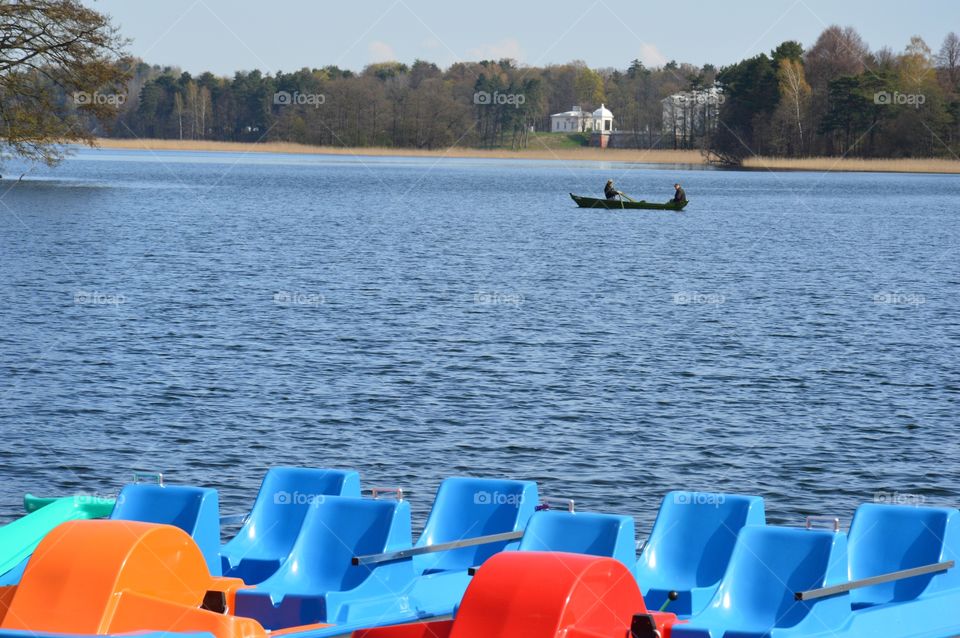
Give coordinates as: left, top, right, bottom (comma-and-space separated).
466, 38, 524, 62
637, 42, 667, 67
368, 40, 397, 63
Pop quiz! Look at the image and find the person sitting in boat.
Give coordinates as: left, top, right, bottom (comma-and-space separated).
604, 179, 621, 200
673, 183, 687, 202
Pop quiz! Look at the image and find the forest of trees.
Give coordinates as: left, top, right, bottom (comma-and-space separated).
709, 29, 960, 162
102, 57, 713, 151
99, 26, 960, 164
2, 0, 957, 166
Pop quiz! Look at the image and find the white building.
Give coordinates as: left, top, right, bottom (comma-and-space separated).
551, 106, 590, 132
551, 104, 614, 133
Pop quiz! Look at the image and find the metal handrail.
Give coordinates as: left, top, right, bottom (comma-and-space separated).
365, 487, 405, 501
536, 497, 576, 513
132, 471, 164, 486
352, 530, 524, 566
795, 561, 954, 601
805, 515, 840, 532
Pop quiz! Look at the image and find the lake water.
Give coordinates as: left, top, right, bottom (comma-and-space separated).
0, 148, 957, 534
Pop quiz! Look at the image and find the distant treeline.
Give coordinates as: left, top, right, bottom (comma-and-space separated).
709, 29, 960, 163
108, 57, 695, 151
98, 26, 959, 163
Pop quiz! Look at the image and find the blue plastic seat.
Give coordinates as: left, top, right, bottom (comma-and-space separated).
400, 478, 539, 619
233, 495, 415, 629
848, 503, 960, 609
635, 491, 765, 616
518, 510, 637, 569
109, 483, 221, 576
670, 526, 851, 638
413, 477, 539, 575
221, 467, 361, 584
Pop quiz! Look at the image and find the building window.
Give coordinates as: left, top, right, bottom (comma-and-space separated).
604, 120, 611, 131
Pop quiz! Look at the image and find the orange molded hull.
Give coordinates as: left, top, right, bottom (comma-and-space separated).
0, 520, 265, 638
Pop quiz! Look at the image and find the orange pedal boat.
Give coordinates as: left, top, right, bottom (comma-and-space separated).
0, 520, 266, 638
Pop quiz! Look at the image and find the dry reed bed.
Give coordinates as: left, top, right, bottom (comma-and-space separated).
92, 139, 960, 174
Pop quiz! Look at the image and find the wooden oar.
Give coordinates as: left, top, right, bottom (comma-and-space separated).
619, 192, 638, 203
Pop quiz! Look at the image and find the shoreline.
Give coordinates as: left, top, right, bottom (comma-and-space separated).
92, 138, 960, 175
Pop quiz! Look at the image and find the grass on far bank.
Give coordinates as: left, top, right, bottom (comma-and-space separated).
525, 131, 591, 150
92, 138, 960, 174
93, 137, 704, 164
743, 155, 960, 174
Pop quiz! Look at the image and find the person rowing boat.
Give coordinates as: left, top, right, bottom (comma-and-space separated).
604, 179, 621, 200
673, 183, 687, 203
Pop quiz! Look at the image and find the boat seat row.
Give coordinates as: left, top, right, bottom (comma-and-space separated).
0, 473, 839, 626
5, 470, 959, 638
232, 499, 641, 631
104, 468, 650, 601
636, 492, 960, 627
360, 502, 960, 638
217, 467, 542, 590
0, 522, 671, 638
235, 475, 540, 628
356, 551, 680, 638
0, 505, 643, 638
0, 468, 640, 635
79, 469, 539, 628
5, 501, 960, 638
666, 502, 960, 637
221, 467, 362, 583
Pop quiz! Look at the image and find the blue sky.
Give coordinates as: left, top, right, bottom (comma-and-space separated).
87, 0, 960, 75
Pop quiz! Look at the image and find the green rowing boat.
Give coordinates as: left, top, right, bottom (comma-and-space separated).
569, 193, 688, 211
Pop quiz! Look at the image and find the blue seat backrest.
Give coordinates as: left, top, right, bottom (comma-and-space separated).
700, 526, 850, 632
519, 511, 636, 569
414, 477, 538, 573
848, 503, 960, 606
110, 483, 221, 576
636, 491, 765, 589
263, 495, 412, 593
223, 467, 361, 564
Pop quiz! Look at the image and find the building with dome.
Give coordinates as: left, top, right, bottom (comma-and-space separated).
591, 104, 613, 133
590, 104, 613, 147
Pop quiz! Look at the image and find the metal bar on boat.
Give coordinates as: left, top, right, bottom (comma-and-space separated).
365, 487, 405, 501
132, 471, 164, 485
537, 497, 576, 512
795, 561, 955, 601
805, 515, 840, 532
352, 530, 524, 566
